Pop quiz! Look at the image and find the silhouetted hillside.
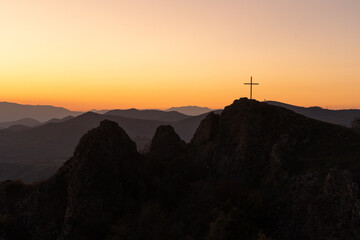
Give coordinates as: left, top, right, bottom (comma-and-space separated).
105, 108, 190, 122
0, 118, 41, 129
0, 102, 82, 122
166, 106, 213, 116
1, 98, 359, 239
266, 100, 360, 127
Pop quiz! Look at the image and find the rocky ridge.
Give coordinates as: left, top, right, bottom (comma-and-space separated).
0, 98, 360, 240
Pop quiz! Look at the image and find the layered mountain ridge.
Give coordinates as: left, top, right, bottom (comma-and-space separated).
0, 111, 213, 182
165, 106, 214, 116
0, 102, 82, 122
1, 98, 359, 240
105, 108, 190, 122
266, 100, 360, 127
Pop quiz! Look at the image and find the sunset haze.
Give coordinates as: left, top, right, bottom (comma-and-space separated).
1, 0, 359, 110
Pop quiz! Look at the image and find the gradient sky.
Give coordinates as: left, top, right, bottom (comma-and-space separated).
1, 0, 359, 110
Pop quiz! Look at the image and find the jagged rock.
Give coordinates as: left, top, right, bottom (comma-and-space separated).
149, 125, 186, 160
62, 120, 140, 240
1, 120, 142, 240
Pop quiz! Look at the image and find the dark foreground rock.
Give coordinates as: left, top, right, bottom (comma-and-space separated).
1, 98, 360, 240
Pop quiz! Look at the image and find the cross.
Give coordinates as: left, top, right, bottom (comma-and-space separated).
244, 76, 259, 100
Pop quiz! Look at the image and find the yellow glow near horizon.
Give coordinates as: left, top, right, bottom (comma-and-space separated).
1, 0, 359, 111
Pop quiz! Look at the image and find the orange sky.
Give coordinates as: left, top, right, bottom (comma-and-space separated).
1, 0, 359, 111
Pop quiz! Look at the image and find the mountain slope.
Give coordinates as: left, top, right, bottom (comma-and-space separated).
1, 98, 360, 239
105, 108, 190, 122
0, 102, 82, 122
266, 100, 360, 127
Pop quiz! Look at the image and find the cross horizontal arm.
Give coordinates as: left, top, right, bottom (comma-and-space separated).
244, 83, 259, 85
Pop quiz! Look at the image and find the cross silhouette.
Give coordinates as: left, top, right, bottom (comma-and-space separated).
244, 76, 259, 100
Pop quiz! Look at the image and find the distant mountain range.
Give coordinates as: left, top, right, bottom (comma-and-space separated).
3, 101, 360, 127
105, 108, 190, 122
266, 101, 360, 127
43, 116, 75, 125
165, 106, 214, 116
0, 102, 213, 124
90, 109, 110, 114
0, 102, 82, 122
0, 118, 41, 129
0, 110, 220, 182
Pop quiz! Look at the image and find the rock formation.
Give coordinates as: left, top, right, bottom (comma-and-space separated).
1, 98, 360, 240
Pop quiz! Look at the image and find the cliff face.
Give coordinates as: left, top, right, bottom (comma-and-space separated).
1, 98, 360, 240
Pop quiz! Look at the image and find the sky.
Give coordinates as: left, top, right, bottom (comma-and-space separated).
0, 0, 359, 111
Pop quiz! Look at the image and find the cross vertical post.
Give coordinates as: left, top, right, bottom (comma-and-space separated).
244, 76, 259, 100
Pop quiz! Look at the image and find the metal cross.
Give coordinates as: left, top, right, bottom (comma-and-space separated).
244, 76, 259, 100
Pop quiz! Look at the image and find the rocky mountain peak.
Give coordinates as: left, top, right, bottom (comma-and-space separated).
149, 125, 186, 160
73, 119, 137, 159
63, 120, 140, 239
191, 98, 358, 181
